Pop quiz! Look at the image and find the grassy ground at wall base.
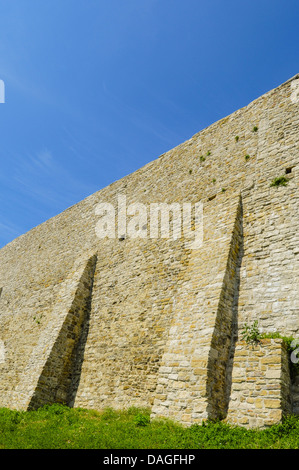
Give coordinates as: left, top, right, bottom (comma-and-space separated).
0, 404, 299, 449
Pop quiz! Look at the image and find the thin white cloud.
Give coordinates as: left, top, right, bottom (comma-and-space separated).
32, 149, 54, 170
10, 148, 97, 209
101, 80, 179, 147
0, 220, 22, 238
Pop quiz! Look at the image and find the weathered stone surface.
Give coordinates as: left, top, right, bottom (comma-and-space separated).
226, 339, 292, 427
0, 74, 298, 428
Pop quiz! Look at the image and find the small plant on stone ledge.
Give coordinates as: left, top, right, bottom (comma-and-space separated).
241, 321, 299, 377
241, 320, 261, 344
270, 176, 289, 187
245, 154, 250, 161
200, 156, 206, 162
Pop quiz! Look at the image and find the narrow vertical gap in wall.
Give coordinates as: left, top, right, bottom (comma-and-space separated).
291, 370, 299, 416
205, 194, 244, 420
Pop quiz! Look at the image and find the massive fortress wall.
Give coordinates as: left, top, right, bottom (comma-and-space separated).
0, 75, 298, 428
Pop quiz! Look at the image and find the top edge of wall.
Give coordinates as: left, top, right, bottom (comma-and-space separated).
1, 73, 298, 250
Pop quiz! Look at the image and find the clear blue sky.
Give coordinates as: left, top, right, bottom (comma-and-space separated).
0, 0, 298, 247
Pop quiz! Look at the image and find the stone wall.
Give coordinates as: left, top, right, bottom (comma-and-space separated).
0, 74, 298, 428
10, 254, 97, 410
226, 339, 292, 428
150, 194, 243, 424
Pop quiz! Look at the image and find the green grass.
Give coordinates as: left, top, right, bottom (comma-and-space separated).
1, 404, 299, 449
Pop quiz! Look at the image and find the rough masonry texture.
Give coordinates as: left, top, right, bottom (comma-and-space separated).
0, 75, 299, 428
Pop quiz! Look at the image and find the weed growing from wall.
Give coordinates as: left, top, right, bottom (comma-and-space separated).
270, 176, 289, 187
241, 321, 299, 377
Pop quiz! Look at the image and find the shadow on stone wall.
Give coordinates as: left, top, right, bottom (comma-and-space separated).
67, 256, 98, 407
206, 195, 244, 420
27, 255, 97, 410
